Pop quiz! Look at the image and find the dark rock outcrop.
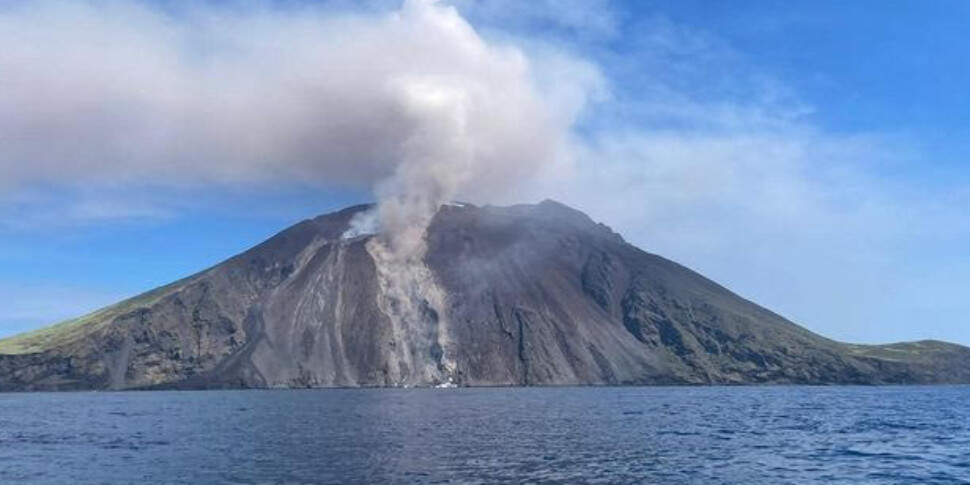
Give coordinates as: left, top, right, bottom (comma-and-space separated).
2, 200, 969, 391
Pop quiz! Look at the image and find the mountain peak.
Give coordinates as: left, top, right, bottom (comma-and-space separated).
2, 201, 969, 391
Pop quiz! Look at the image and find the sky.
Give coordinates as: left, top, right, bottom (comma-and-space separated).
1, 0, 969, 345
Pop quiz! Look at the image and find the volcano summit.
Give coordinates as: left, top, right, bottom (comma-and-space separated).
1, 201, 968, 391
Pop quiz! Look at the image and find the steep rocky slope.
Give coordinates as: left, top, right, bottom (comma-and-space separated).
2, 201, 969, 391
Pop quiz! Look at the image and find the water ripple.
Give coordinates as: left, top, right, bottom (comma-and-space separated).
1, 387, 969, 484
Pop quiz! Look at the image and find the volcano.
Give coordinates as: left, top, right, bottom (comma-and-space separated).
2, 200, 969, 391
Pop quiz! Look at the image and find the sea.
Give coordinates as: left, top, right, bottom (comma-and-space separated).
1, 386, 968, 484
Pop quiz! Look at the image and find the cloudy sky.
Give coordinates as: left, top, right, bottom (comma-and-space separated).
1, 0, 969, 345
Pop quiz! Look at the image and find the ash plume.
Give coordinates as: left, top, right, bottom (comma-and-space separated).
0, 0, 580, 201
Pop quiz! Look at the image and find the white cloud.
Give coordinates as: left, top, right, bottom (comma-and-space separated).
449, 0, 619, 42
0, 187, 176, 230
0, 0, 593, 201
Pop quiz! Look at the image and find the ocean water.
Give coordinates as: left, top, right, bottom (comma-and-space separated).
1, 387, 969, 484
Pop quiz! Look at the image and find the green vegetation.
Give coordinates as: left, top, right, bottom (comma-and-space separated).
0, 308, 115, 355
0, 277, 194, 355
845, 340, 959, 363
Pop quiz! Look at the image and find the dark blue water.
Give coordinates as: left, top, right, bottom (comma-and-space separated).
1, 387, 969, 484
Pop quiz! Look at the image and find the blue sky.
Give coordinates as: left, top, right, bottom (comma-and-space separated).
1, 0, 969, 345
638, 1, 970, 129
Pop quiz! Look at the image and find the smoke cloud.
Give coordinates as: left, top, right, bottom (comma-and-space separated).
0, 0, 592, 236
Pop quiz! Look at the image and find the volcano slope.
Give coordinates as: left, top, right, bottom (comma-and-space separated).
2, 201, 969, 391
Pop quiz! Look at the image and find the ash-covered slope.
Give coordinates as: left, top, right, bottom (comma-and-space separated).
2, 201, 969, 391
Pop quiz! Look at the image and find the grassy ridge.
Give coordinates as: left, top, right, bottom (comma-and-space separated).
0, 308, 116, 355
0, 277, 195, 355
845, 340, 966, 363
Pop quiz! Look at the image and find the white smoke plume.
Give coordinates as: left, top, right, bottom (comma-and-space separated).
0, 0, 589, 214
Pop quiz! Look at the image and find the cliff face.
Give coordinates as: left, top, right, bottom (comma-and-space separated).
2, 201, 969, 391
